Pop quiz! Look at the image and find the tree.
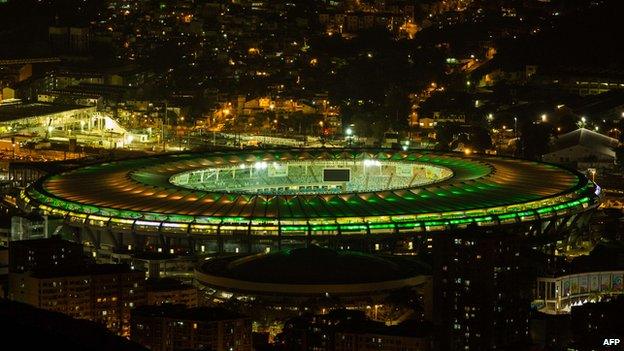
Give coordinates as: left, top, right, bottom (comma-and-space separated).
434, 122, 462, 150
615, 146, 624, 170
467, 126, 493, 151
520, 122, 554, 160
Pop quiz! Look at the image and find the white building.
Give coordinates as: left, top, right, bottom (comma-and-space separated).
543, 128, 619, 169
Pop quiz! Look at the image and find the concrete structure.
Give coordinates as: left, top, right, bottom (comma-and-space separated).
131, 305, 252, 351
9, 264, 145, 336
433, 228, 534, 350
8, 237, 83, 273
145, 278, 198, 307
0, 102, 131, 148
536, 271, 624, 314
278, 310, 432, 351
543, 128, 619, 169
195, 247, 431, 325
20, 149, 601, 255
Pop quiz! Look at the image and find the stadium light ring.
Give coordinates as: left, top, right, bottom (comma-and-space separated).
23, 149, 601, 236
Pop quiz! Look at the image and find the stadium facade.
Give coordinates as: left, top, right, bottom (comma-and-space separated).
19, 149, 601, 254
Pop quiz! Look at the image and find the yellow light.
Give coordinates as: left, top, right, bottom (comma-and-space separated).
464, 148, 472, 155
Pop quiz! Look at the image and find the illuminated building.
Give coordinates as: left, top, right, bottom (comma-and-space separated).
542, 128, 619, 170
432, 227, 533, 350
131, 304, 252, 351
536, 270, 624, 314
0, 103, 95, 134
16, 149, 601, 349
19, 149, 600, 255
534, 242, 624, 314
9, 263, 145, 336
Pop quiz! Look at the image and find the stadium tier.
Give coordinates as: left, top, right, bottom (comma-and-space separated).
20, 149, 601, 239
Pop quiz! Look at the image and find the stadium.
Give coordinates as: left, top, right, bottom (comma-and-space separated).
195, 246, 432, 322
20, 149, 601, 254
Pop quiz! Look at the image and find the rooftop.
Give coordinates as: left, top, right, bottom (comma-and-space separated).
146, 278, 196, 292
0, 103, 90, 122
200, 246, 430, 285
132, 304, 247, 322
9, 236, 81, 249
549, 128, 619, 157
25, 149, 598, 235
29, 263, 139, 279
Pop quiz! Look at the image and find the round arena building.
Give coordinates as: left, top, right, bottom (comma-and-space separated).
195, 246, 431, 321
19, 149, 601, 255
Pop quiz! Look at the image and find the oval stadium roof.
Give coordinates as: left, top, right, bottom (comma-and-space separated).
21, 149, 601, 236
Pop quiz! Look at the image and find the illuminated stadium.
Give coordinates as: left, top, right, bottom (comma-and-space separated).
20, 149, 602, 254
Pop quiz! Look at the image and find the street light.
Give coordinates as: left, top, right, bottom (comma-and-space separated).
588, 168, 596, 183
541, 114, 547, 122
579, 116, 587, 129
345, 126, 355, 147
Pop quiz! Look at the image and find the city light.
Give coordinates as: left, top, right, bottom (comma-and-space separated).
0, 2, 617, 350
254, 161, 268, 170
363, 159, 381, 167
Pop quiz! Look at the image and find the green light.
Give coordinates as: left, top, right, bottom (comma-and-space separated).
311, 225, 338, 231
424, 221, 446, 227
340, 225, 368, 231
369, 223, 395, 230
281, 226, 308, 232
26, 150, 598, 235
